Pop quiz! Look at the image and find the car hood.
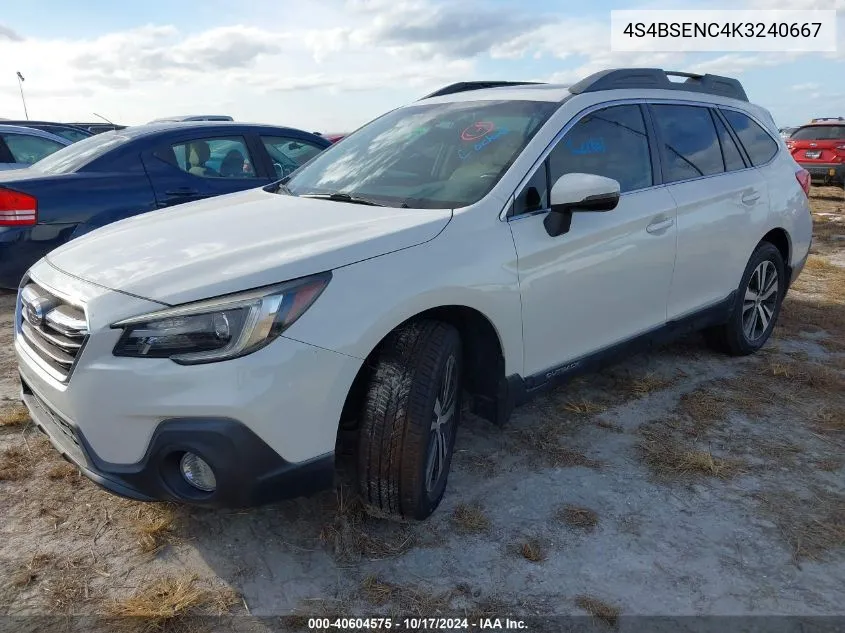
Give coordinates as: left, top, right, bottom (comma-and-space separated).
46, 187, 452, 305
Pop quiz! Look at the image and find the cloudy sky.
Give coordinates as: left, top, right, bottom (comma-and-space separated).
0, 0, 842, 132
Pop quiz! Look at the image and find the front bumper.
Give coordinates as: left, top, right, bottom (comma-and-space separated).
797, 162, 844, 184
15, 260, 363, 507
22, 378, 334, 506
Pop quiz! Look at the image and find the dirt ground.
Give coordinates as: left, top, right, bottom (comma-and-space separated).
1, 186, 844, 631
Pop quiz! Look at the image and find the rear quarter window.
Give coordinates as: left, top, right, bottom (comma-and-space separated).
721, 110, 779, 166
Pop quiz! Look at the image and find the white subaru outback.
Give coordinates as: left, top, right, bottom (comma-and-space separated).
15, 68, 812, 520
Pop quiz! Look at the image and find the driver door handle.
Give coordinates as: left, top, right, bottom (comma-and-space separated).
646, 217, 674, 235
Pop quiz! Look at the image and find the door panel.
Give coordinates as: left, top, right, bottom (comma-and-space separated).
665, 170, 769, 319
510, 102, 677, 378
511, 187, 678, 377
649, 104, 769, 319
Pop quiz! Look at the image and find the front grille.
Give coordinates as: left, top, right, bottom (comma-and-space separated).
18, 282, 88, 382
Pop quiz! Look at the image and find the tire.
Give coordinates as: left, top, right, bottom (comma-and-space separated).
357, 320, 462, 520
704, 242, 785, 356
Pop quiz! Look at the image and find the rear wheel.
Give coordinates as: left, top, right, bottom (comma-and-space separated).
704, 242, 785, 356
357, 320, 462, 520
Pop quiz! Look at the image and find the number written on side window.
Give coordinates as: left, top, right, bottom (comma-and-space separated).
2, 134, 65, 164
652, 105, 724, 183
721, 110, 778, 167
168, 137, 258, 179
549, 104, 653, 193
261, 136, 325, 178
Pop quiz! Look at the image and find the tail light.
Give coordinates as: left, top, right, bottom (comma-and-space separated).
0, 188, 37, 226
795, 168, 811, 197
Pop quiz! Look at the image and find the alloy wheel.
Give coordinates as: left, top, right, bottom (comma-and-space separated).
742, 260, 779, 342
425, 354, 457, 494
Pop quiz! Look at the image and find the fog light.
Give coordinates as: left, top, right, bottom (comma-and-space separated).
179, 452, 216, 492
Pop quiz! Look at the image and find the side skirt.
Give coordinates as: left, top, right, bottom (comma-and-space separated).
503, 292, 736, 410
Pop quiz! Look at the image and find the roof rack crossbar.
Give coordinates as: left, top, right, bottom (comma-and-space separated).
419, 81, 545, 100
568, 68, 748, 102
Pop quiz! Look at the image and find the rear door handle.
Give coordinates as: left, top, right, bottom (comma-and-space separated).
742, 193, 761, 205
646, 217, 674, 235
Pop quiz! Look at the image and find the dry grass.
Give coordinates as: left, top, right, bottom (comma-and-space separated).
639, 428, 743, 479
575, 595, 620, 628
319, 488, 415, 562
560, 399, 605, 415
10, 552, 54, 588
518, 538, 546, 563
107, 574, 238, 630
813, 408, 845, 434
761, 489, 845, 562
557, 505, 599, 532
359, 576, 451, 614
452, 503, 491, 535
624, 372, 676, 397
0, 447, 31, 481
0, 404, 29, 428
360, 575, 398, 606
46, 462, 79, 481
511, 423, 601, 469
135, 504, 177, 554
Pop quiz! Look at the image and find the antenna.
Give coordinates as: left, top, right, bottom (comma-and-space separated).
93, 112, 116, 127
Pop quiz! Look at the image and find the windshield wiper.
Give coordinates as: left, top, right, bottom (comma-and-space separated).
300, 192, 386, 207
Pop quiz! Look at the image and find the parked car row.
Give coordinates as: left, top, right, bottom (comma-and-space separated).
11, 68, 814, 520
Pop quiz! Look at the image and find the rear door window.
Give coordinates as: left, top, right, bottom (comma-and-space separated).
721, 110, 779, 166
651, 104, 724, 183
165, 137, 259, 179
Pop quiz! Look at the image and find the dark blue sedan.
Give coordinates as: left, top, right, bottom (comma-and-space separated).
0, 122, 331, 288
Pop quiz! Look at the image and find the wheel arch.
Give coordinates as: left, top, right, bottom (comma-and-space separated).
760, 227, 791, 266
337, 304, 514, 438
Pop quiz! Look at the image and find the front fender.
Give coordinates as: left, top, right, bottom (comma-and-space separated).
282, 211, 525, 378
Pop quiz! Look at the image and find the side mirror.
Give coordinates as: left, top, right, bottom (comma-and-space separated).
544, 173, 621, 237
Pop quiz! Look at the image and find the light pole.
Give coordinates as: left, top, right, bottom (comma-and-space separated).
16, 71, 28, 120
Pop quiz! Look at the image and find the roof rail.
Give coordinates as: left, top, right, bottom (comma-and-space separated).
419, 81, 545, 100
569, 68, 748, 102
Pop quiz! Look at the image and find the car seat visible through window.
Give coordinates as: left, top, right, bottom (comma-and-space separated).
187, 141, 217, 177
220, 149, 246, 178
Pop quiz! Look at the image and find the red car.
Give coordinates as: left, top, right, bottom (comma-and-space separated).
787, 119, 845, 188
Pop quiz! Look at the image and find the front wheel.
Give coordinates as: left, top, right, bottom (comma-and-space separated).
704, 242, 785, 356
357, 320, 462, 520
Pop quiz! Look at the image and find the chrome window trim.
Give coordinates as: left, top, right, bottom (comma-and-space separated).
501, 97, 780, 222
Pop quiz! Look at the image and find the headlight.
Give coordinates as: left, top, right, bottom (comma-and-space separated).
111, 273, 330, 364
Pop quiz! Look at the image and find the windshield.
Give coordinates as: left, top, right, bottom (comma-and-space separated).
31, 132, 131, 174
285, 100, 558, 209
791, 125, 845, 141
